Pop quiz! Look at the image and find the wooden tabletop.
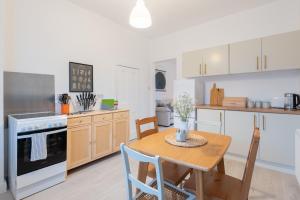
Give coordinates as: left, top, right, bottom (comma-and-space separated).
129, 128, 231, 172
195, 104, 300, 115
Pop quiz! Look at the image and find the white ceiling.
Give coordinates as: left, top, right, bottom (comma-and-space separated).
68, 0, 277, 38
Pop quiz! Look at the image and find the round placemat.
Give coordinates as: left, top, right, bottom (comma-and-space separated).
165, 133, 208, 148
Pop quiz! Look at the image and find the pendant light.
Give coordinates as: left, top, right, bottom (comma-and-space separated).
129, 0, 152, 29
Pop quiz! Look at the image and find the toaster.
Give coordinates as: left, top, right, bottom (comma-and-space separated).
271, 97, 285, 108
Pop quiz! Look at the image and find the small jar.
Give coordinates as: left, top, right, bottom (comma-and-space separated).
255, 101, 262, 108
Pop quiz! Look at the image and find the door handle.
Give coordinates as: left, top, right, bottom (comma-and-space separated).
264, 55, 267, 69
204, 64, 207, 75
256, 56, 259, 71
262, 115, 266, 130
199, 64, 202, 75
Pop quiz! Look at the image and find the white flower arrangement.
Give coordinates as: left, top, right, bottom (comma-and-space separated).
174, 93, 194, 122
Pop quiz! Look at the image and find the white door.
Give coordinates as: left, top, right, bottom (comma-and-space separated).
197, 109, 225, 134
182, 50, 203, 78
262, 30, 300, 71
259, 113, 300, 166
114, 66, 139, 140
202, 45, 229, 76
225, 111, 258, 157
230, 39, 262, 74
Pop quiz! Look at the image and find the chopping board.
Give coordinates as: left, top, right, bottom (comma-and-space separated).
210, 83, 224, 106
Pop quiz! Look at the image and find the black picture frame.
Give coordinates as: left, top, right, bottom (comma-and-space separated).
69, 62, 93, 92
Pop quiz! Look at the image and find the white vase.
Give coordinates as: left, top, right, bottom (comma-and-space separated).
179, 120, 189, 132
176, 120, 189, 142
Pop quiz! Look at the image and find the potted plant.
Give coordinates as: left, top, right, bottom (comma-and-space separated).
174, 93, 193, 142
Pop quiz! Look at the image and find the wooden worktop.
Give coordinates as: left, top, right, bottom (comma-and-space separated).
195, 105, 300, 115
67, 109, 129, 119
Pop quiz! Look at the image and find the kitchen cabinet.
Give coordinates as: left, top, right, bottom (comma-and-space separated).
202, 45, 229, 76
230, 39, 262, 74
182, 50, 203, 78
92, 121, 113, 159
197, 109, 224, 134
67, 110, 129, 170
182, 45, 229, 77
262, 30, 300, 71
67, 124, 92, 170
112, 112, 129, 151
225, 111, 258, 157
259, 113, 300, 166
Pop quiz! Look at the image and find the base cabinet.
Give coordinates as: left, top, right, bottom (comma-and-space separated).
197, 109, 224, 134
92, 121, 113, 159
225, 111, 258, 157
67, 125, 92, 169
259, 113, 300, 166
67, 111, 129, 170
113, 119, 129, 151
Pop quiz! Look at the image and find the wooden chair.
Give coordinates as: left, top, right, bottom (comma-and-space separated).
135, 117, 193, 186
120, 143, 196, 200
184, 128, 261, 200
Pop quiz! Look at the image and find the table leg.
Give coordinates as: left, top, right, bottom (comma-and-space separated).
194, 169, 204, 200
136, 162, 149, 194
217, 158, 225, 174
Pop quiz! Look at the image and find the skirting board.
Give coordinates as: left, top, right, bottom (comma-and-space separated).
0, 179, 7, 193
225, 154, 295, 175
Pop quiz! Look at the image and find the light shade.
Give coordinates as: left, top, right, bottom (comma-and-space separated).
129, 0, 152, 29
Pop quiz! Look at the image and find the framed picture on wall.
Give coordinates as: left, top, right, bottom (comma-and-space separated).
155, 69, 166, 92
69, 62, 93, 92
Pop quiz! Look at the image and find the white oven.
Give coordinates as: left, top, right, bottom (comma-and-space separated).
9, 113, 67, 200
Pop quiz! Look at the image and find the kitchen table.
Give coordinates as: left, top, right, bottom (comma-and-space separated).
129, 128, 231, 200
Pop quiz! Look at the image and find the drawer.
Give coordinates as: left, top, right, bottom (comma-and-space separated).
68, 116, 91, 127
93, 113, 113, 122
113, 112, 129, 120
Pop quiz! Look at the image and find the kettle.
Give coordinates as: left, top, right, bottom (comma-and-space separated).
284, 93, 300, 110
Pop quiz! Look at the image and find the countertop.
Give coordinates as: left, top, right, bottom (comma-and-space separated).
195, 105, 300, 115
67, 109, 129, 119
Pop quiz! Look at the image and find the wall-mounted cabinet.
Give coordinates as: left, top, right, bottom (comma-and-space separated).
262, 30, 300, 72
182, 30, 300, 77
182, 45, 229, 78
230, 39, 262, 74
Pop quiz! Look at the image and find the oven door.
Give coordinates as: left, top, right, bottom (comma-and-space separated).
17, 126, 67, 176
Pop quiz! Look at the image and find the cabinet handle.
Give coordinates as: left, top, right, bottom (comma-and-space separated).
205, 64, 207, 75
219, 112, 222, 122
256, 56, 259, 71
253, 115, 257, 129
199, 64, 202, 75
262, 115, 266, 130
264, 55, 267, 69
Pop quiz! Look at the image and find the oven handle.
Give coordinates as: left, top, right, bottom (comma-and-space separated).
17, 128, 67, 139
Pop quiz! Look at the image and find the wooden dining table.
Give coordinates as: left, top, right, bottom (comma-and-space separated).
129, 128, 231, 200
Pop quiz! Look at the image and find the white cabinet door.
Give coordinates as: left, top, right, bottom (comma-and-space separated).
262, 30, 300, 71
203, 45, 229, 76
225, 111, 258, 157
230, 39, 262, 74
259, 113, 300, 166
197, 109, 225, 134
182, 50, 203, 78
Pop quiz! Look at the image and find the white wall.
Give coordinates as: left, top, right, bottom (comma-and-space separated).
155, 59, 176, 101
4, 0, 151, 114
150, 0, 300, 102
0, 0, 8, 193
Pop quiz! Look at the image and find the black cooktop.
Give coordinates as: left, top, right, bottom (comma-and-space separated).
11, 112, 59, 120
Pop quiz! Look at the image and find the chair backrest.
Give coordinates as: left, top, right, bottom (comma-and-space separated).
135, 117, 159, 139
120, 143, 164, 200
241, 128, 260, 200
